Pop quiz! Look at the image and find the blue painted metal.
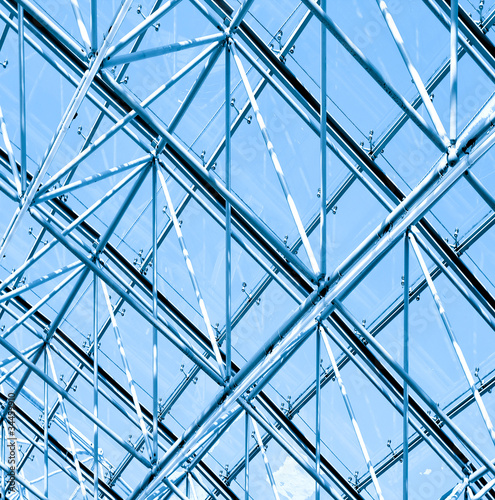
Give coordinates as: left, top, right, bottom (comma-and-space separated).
1, 1, 495, 498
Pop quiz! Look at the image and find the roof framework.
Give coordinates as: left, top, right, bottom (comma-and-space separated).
0, 0, 495, 498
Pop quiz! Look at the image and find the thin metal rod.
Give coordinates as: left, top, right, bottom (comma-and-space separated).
188, 0, 224, 28
0, 105, 22, 197
408, 232, 495, 447
152, 160, 159, 463
18, 4, 26, 193
376, 0, 449, 147
155, 44, 224, 154
228, 0, 256, 32
315, 325, 321, 500
232, 38, 394, 213
34, 155, 151, 204
207, 10, 312, 170
157, 168, 226, 380
1, 419, 3, 497
189, 473, 199, 500
464, 170, 495, 212
403, 230, 409, 500
373, 45, 458, 155
101, 281, 154, 460
251, 417, 281, 500
320, 326, 384, 500
172, 50, 224, 135
90, 0, 97, 52
231, 43, 320, 275
0, 342, 42, 370
70, 0, 91, 56
0, 261, 83, 305
319, 0, 327, 278
450, 0, 458, 142
244, 411, 249, 500
93, 274, 98, 500
0, 12, 13, 51
104, 32, 225, 67
225, 41, 232, 381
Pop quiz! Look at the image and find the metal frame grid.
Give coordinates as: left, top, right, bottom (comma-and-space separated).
0, 0, 495, 498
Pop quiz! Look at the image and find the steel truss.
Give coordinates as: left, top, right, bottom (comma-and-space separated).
0, 0, 495, 498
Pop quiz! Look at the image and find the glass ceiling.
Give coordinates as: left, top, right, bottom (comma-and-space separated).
1, 0, 495, 499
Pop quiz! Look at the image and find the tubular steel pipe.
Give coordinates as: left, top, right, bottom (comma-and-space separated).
450, 0, 459, 142
225, 41, 232, 381
319, 0, 327, 278
403, 231, 410, 500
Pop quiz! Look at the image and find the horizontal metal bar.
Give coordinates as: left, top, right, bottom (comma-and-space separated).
104, 32, 225, 67
34, 155, 152, 204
